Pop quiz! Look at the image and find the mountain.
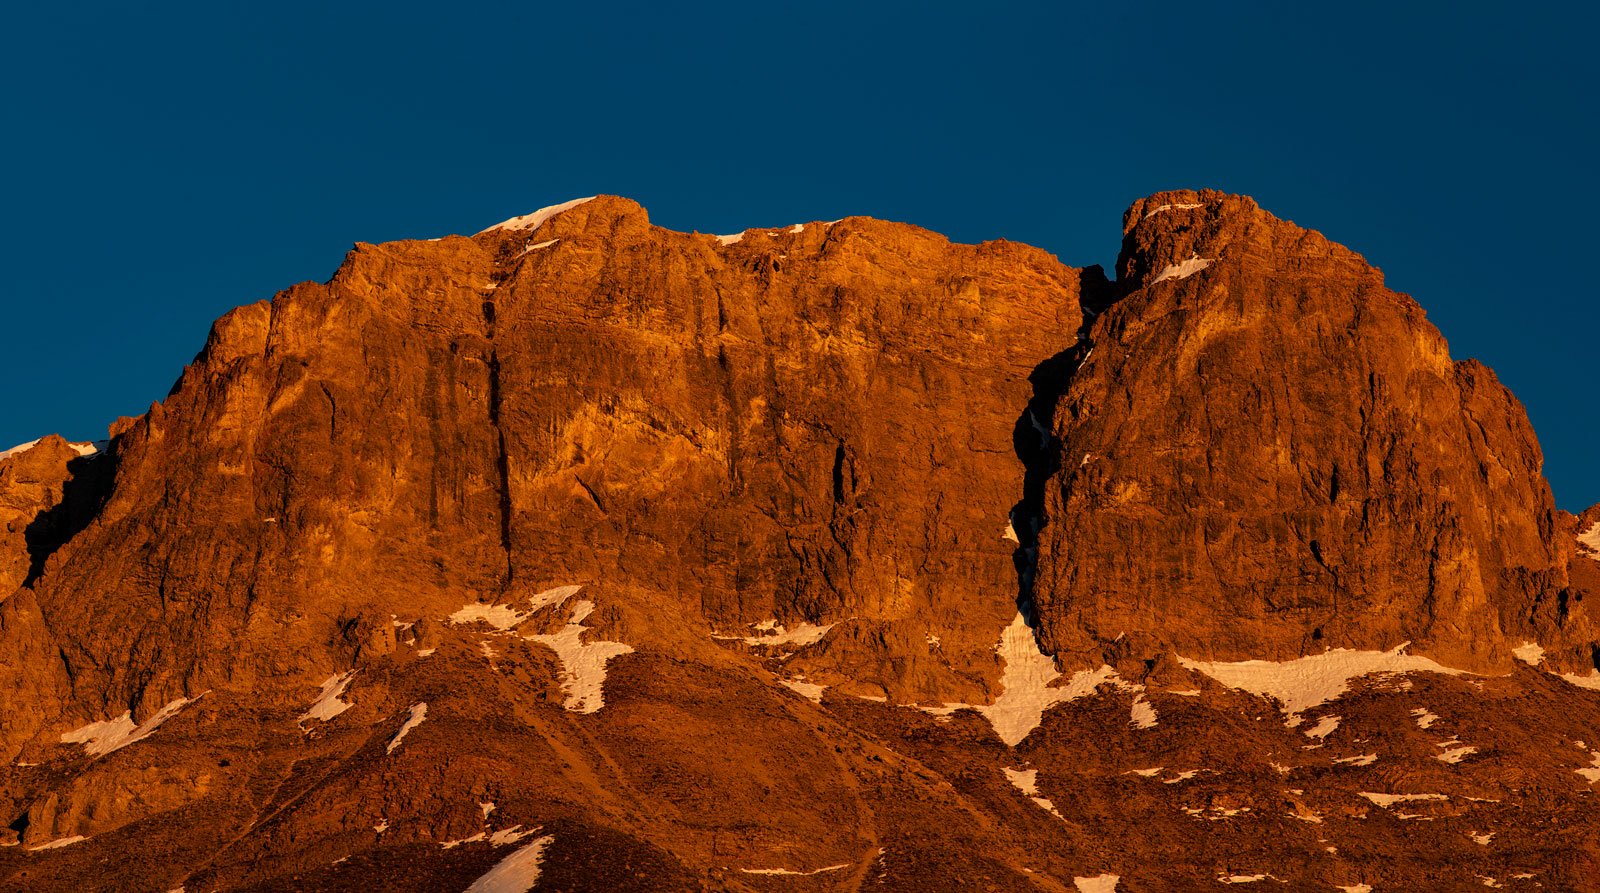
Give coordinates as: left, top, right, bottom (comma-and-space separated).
3, 191, 1600, 892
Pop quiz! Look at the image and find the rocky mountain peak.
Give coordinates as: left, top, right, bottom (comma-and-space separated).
5, 193, 1600, 891
1033, 191, 1580, 677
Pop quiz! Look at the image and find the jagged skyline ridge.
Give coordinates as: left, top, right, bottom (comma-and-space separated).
1, 2, 1597, 508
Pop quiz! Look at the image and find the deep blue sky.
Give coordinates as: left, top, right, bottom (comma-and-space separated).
3, 3, 1596, 509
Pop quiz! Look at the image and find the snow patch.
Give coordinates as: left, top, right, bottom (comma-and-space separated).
464, 835, 555, 893
1580, 521, 1600, 554
1126, 767, 1164, 777
386, 703, 427, 754
780, 678, 826, 703
1411, 707, 1439, 729
524, 600, 633, 713
1577, 752, 1600, 783
1164, 770, 1201, 784
740, 863, 851, 876
920, 612, 1117, 746
0, 439, 41, 461
1559, 670, 1600, 690
1359, 792, 1447, 807
1218, 875, 1270, 884
29, 835, 88, 850
478, 197, 596, 235
1151, 255, 1211, 284
1178, 644, 1464, 718
1129, 693, 1158, 729
716, 232, 745, 246
300, 672, 355, 725
1435, 742, 1477, 763
451, 603, 530, 631
522, 239, 559, 253
1470, 832, 1493, 846
1303, 715, 1340, 739
1336, 886, 1373, 893
738, 620, 837, 648
1003, 767, 1039, 795
1143, 202, 1204, 219
374, 820, 389, 833
1074, 874, 1120, 892
62, 697, 193, 756
1334, 754, 1377, 766
1512, 642, 1545, 666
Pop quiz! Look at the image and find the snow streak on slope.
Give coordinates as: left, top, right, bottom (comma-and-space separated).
464, 834, 554, 892
61, 697, 193, 757
299, 671, 355, 725
524, 601, 633, 713
0, 439, 41, 461
1151, 255, 1211, 283
477, 197, 597, 235
1143, 202, 1203, 219
386, 703, 427, 754
1178, 644, 1465, 717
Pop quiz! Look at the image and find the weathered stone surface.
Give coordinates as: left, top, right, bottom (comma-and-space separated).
4, 193, 1600, 892
1032, 189, 1581, 675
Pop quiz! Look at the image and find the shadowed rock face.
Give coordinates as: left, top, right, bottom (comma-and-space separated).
6, 194, 1600, 892
1032, 189, 1584, 674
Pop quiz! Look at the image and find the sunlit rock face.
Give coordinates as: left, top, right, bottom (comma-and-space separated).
4, 194, 1600, 892
1032, 189, 1585, 676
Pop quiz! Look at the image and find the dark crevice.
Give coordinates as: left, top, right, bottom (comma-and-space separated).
482, 298, 515, 588
22, 450, 119, 589
1008, 265, 1121, 635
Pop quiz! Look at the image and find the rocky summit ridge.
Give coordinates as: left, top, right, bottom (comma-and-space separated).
4, 191, 1600, 892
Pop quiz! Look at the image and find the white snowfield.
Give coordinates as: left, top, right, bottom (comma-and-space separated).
61, 696, 194, 757
464, 834, 555, 893
299, 671, 356, 725
477, 197, 597, 236
524, 600, 634, 713
1074, 874, 1120, 892
386, 702, 428, 754
1178, 644, 1464, 718
1151, 255, 1211, 284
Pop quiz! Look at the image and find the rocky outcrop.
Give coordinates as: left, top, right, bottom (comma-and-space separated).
1032, 189, 1582, 674
0, 196, 1090, 763
6, 192, 1600, 892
